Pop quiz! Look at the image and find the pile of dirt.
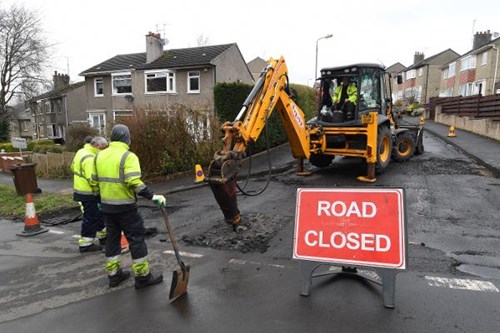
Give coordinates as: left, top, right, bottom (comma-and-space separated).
181, 213, 289, 253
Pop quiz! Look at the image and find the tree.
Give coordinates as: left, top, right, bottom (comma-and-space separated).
0, 4, 50, 141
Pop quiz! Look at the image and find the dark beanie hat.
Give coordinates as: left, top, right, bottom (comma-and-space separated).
110, 124, 131, 145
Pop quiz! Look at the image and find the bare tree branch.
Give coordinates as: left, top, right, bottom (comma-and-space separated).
0, 4, 50, 140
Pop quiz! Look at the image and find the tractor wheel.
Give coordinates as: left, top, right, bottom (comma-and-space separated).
375, 125, 392, 175
392, 132, 416, 162
309, 154, 333, 168
415, 129, 425, 155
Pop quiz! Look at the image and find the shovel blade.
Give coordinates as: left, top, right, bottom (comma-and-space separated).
169, 265, 190, 302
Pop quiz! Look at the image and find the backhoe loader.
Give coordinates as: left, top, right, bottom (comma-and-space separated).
207, 57, 423, 228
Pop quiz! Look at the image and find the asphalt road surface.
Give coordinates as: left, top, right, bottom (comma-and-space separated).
0, 131, 499, 332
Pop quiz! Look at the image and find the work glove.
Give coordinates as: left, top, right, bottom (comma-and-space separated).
152, 194, 166, 207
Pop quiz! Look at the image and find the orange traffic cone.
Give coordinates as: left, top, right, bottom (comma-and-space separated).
17, 193, 48, 237
120, 232, 129, 254
447, 125, 456, 137
194, 164, 205, 183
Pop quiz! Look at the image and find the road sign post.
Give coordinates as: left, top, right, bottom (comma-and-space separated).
293, 187, 407, 308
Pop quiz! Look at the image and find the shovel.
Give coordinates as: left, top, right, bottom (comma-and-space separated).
160, 206, 190, 301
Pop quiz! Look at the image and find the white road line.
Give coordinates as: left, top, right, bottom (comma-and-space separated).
48, 229, 64, 235
71, 235, 80, 239
163, 250, 203, 258
229, 258, 285, 269
425, 276, 499, 292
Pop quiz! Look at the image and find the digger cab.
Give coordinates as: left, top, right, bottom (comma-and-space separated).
313, 63, 395, 126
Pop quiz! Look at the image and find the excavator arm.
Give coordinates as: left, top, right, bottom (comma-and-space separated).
207, 56, 310, 228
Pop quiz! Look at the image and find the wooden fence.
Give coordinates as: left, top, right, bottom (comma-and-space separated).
429, 94, 500, 121
31, 152, 75, 179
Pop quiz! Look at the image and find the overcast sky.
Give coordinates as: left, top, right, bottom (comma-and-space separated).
3, 0, 500, 86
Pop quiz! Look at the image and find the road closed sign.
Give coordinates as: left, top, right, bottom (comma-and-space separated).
293, 188, 407, 269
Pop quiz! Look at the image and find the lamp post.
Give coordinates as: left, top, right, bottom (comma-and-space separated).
315, 34, 333, 80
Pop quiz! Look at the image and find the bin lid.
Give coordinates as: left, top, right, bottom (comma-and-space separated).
9, 163, 36, 170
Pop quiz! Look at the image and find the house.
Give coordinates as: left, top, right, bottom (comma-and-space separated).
8, 102, 32, 140
29, 72, 87, 140
393, 50, 460, 104
440, 30, 500, 97
386, 62, 407, 101
79, 32, 254, 135
247, 57, 267, 81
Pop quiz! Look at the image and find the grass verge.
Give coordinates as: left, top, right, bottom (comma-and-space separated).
0, 184, 77, 219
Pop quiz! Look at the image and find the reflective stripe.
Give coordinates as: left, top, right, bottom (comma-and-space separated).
105, 256, 121, 276
97, 177, 123, 183
79, 237, 94, 247
101, 198, 137, 205
132, 257, 149, 277
119, 151, 131, 180
124, 171, 141, 179
135, 183, 146, 193
74, 189, 96, 195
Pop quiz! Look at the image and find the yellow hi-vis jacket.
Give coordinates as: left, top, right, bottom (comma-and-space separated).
332, 83, 357, 105
93, 141, 149, 209
71, 143, 99, 198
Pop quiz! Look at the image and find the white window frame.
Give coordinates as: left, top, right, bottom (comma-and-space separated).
406, 69, 416, 80
112, 72, 132, 95
88, 112, 106, 135
144, 70, 176, 94
460, 56, 476, 71
418, 68, 423, 77
94, 77, 104, 97
481, 52, 488, 66
187, 71, 200, 93
442, 68, 449, 80
448, 62, 456, 77
113, 110, 133, 120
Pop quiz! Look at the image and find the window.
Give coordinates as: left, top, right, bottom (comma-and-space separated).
406, 69, 416, 80
442, 68, 449, 80
481, 52, 488, 66
88, 112, 106, 135
113, 110, 133, 120
418, 68, 423, 77
460, 56, 476, 71
46, 125, 55, 137
459, 82, 475, 96
145, 70, 175, 93
112, 72, 132, 95
94, 77, 104, 96
448, 62, 456, 77
187, 71, 200, 93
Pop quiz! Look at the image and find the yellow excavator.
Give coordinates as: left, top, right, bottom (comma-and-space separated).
207, 56, 423, 229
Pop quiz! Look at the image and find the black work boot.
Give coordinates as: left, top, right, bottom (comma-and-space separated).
108, 269, 131, 288
98, 237, 107, 246
79, 243, 103, 253
134, 272, 164, 289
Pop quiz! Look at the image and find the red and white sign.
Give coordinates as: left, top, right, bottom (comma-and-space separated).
293, 188, 406, 269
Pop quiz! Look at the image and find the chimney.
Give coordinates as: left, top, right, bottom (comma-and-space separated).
473, 30, 492, 50
414, 52, 425, 65
146, 32, 164, 64
53, 71, 70, 89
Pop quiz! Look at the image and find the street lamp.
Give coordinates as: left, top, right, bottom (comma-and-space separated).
315, 34, 333, 80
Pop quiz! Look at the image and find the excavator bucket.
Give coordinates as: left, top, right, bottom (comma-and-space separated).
209, 177, 240, 223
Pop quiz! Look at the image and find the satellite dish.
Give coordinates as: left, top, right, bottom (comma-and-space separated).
161, 38, 169, 46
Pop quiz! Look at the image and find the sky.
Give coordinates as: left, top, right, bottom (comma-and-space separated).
2, 0, 500, 87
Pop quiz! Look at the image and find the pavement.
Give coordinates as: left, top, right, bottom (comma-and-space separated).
0, 117, 498, 194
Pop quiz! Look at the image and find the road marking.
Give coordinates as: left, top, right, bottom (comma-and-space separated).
425, 276, 499, 292
229, 259, 285, 269
71, 235, 80, 239
163, 250, 203, 258
48, 229, 64, 235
